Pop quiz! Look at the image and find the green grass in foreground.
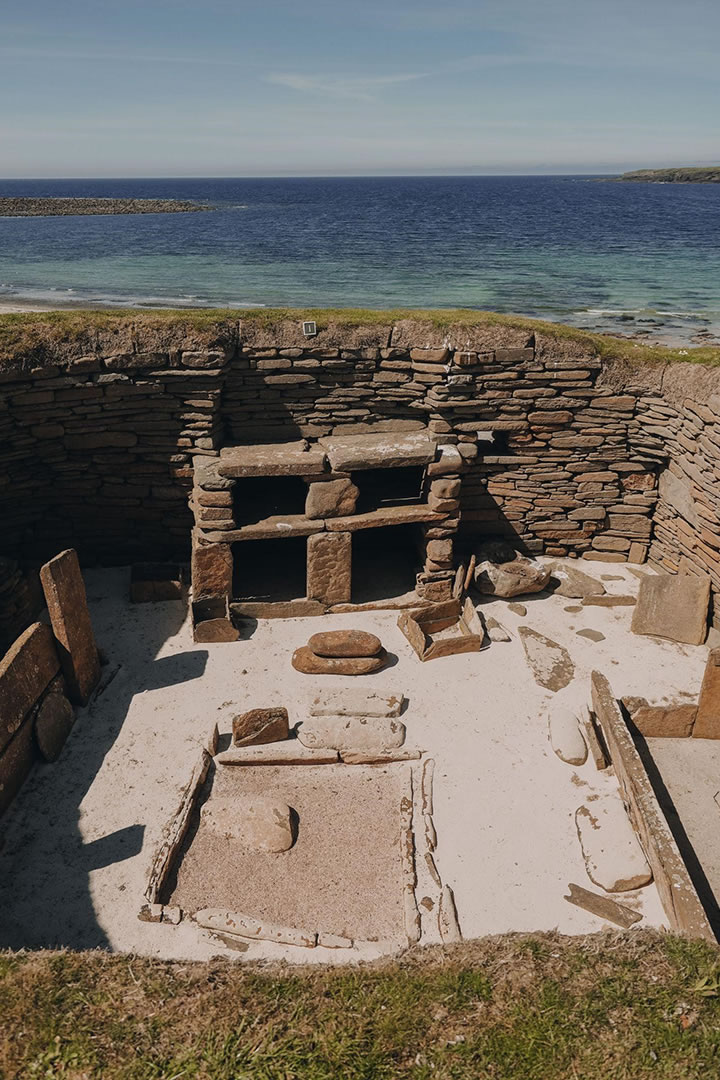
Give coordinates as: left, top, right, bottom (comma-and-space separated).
2, 933, 720, 1079
1, 307, 720, 367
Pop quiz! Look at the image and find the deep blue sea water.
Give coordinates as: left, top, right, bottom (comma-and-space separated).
1, 176, 719, 342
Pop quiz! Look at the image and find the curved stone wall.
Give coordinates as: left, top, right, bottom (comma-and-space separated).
0, 313, 718, 625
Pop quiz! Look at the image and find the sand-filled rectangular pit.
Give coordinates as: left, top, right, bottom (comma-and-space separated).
168, 762, 409, 944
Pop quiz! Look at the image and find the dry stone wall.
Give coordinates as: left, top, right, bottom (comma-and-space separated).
0, 315, 719, 618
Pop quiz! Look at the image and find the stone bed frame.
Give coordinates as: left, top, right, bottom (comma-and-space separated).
142, 736, 462, 953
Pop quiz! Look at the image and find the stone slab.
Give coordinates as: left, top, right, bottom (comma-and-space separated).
693, 648, 720, 739
306, 532, 351, 606
191, 537, 233, 599
319, 430, 435, 471
309, 689, 405, 717
40, 550, 100, 705
292, 647, 386, 675
216, 742, 339, 766
631, 572, 709, 646
298, 715, 406, 752
215, 515, 325, 542
195, 908, 317, 947
325, 505, 446, 532
633, 704, 696, 739
518, 627, 575, 692
218, 442, 327, 478
550, 564, 606, 599
591, 671, 714, 939
230, 600, 326, 620
0, 622, 60, 754
575, 796, 653, 893
34, 690, 75, 762
0, 714, 35, 818
564, 883, 642, 929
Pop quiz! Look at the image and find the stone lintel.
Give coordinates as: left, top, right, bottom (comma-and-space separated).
217, 442, 327, 478
319, 430, 435, 471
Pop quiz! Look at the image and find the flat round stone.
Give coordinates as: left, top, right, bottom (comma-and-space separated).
292, 646, 386, 675
307, 629, 383, 658
202, 794, 295, 852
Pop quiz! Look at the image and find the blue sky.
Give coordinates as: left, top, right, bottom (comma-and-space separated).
2, 0, 719, 177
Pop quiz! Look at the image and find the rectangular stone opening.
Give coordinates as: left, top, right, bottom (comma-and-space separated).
233, 476, 308, 527
352, 466, 425, 514
232, 537, 307, 603
351, 524, 421, 604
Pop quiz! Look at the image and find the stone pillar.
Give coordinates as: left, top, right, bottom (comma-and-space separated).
191, 530, 233, 601
307, 532, 351, 606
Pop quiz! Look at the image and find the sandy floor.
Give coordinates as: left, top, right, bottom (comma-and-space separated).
0, 558, 709, 962
169, 763, 408, 945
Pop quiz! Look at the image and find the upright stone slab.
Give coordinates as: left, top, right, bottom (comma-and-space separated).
693, 648, 720, 739
306, 531, 351, 606
631, 572, 709, 645
40, 550, 100, 705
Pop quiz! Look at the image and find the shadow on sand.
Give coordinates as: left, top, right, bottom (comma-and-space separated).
0, 589, 207, 949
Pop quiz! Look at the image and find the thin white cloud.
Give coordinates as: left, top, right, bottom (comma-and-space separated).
265, 71, 427, 102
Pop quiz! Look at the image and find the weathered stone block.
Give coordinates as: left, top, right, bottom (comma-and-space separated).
192, 537, 233, 599
306, 532, 351, 606
40, 550, 100, 705
305, 478, 358, 519
232, 707, 289, 746
633, 704, 696, 738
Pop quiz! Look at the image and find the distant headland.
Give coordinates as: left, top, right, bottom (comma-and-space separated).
612, 167, 720, 183
0, 197, 212, 217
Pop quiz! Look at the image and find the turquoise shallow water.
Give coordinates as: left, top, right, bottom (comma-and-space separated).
1, 175, 719, 343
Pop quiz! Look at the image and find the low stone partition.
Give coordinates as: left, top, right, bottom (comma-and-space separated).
0, 548, 101, 817
591, 671, 715, 941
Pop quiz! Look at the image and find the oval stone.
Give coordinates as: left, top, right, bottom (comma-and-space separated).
292, 646, 386, 675
308, 629, 383, 658
549, 707, 588, 766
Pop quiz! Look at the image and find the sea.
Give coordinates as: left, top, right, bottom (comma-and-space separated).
1, 175, 719, 345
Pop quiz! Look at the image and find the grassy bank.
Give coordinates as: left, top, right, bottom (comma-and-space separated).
2, 933, 720, 1079
1, 307, 720, 368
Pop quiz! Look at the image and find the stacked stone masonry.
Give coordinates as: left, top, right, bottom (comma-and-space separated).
1, 317, 719, 624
